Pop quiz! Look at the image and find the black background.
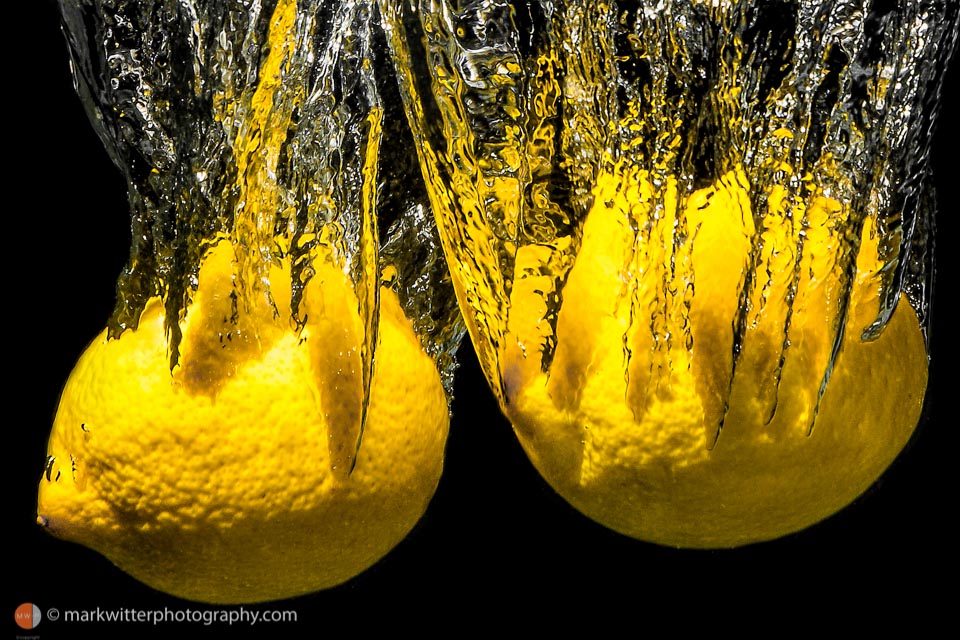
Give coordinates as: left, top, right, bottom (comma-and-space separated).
10, 1, 956, 633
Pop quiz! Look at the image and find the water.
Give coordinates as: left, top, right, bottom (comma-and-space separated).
58, 0, 467, 398
378, 0, 955, 438
58, 0, 956, 444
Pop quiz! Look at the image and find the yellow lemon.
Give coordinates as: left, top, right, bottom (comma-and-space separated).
368, 0, 940, 549
37, 240, 448, 603
501, 167, 927, 547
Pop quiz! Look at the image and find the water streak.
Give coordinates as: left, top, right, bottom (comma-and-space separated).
379, 0, 954, 440
59, 0, 466, 472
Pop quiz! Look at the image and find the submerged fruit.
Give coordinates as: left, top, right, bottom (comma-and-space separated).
502, 168, 927, 547
41, 0, 462, 601
38, 241, 448, 603
378, 1, 946, 547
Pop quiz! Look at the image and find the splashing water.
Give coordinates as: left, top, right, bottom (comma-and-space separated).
59, 0, 467, 381
54, 0, 956, 547
378, 0, 954, 440
58, 0, 467, 467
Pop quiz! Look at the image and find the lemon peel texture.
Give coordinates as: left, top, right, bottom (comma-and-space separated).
38, 241, 449, 603
42, 0, 462, 602
503, 169, 927, 547
378, 0, 945, 547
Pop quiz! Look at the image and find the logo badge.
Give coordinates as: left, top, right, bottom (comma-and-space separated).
14, 603, 41, 630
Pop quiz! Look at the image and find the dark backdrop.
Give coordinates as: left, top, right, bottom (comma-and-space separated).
10, 1, 955, 634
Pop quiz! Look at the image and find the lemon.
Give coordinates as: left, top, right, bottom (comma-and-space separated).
37, 240, 448, 603
501, 166, 928, 548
